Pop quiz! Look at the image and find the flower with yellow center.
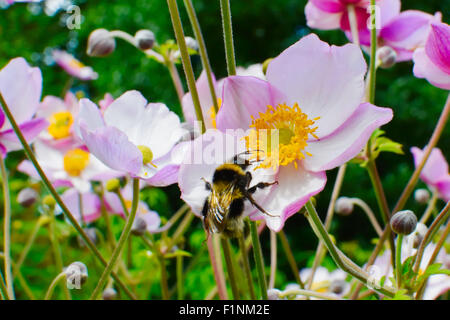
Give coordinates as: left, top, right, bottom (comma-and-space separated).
245, 103, 319, 170
208, 98, 222, 129
48, 111, 74, 139
63, 148, 90, 177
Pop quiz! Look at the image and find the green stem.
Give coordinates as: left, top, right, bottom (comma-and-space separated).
90, 178, 140, 300
163, 211, 194, 255
0, 93, 136, 300
279, 288, 343, 300
248, 219, 268, 299
420, 191, 439, 224
0, 269, 9, 300
238, 234, 256, 299
207, 234, 228, 300
44, 272, 66, 300
278, 230, 305, 288
166, 59, 185, 105
220, 0, 237, 75
351, 198, 383, 237
221, 237, 240, 299
158, 254, 170, 300
395, 234, 403, 289
367, 0, 377, 104
268, 230, 277, 290
0, 156, 14, 299
176, 253, 184, 299
183, 0, 220, 113
167, 0, 206, 133
15, 216, 47, 273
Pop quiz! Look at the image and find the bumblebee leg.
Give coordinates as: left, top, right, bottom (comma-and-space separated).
245, 171, 253, 188
243, 191, 278, 217
247, 181, 278, 194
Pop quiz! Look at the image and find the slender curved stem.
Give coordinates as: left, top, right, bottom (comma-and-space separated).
248, 219, 268, 299
90, 178, 140, 300
351, 198, 383, 237
0, 157, 14, 299
269, 230, 277, 290
176, 253, 183, 299
367, 0, 377, 104
221, 237, 240, 299
219, 0, 237, 75
0, 269, 9, 300
183, 0, 220, 113
238, 234, 256, 299
0, 93, 136, 299
395, 235, 404, 289
207, 235, 228, 299
278, 230, 305, 289
44, 272, 66, 300
393, 93, 450, 213
279, 288, 343, 300
157, 253, 170, 300
347, 5, 360, 46
167, 0, 206, 133
166, 60, 185, 105
163, 211, 194, 255
420, 191, 439, 224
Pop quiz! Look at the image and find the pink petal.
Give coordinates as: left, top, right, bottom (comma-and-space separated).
411, 147, 449, 187
305, 1, 342, 30
0, 57, 42, 130
303, 103, 393, 172
378, 0, 401, 28
413, 48, 450, 89
436, 177, 450, 202
266, 34, 367, 138
0, 118, 48, 153
310, 0, 344, 13
61, 188, 101, 224
425, 22, 450, 75
216, 76, 286, 131
74, 98, 105, 139
340, 5, 369, 32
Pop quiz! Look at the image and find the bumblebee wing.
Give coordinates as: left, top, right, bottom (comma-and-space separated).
207, 185, 235, 233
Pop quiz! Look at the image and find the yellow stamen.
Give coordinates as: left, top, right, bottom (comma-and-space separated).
245, 103, 319, 170
48, 111, 74, 139
63, 148, 90, 177
68, 58, 86, 70
137, 145, 157, 168
209, 98, 222, 129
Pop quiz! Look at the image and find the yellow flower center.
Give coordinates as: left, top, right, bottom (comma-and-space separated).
63, 148, 90, 177
137, 145, 157, 168
68, 58, 86, 70
311, 280, 330, 293
245, 103, 319, 170
48, 111, 74, 139
208, 98, 222, 129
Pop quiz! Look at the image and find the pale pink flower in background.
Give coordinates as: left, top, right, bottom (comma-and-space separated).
60, 188, 102, 224
413, 22, 450, 90
411, 146, 450, 202
180, 34, 393, 231
99, 93, 114, 112
18, 140, 123, 193
236, 63, 265, 80
52, 50, 98, 81
0, 57, 48, 157
75, 90, 185, 186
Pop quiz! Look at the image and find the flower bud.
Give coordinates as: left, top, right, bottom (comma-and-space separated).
135, 29, 155, 50
105, 178, 121, 193
329, 279, 349, 296
335, 197, 354, 216
43, 195, 56, 208
414, 189, 430, 204
65, 261, 88, 287
267, 288, 281, 300
390, 210, 417, 235
185, 36, 199, 51
87, 28, 116, 57
410, 222, 428, 249
262, 58, 273, 76
376, 46, 397, 69
17, 188, 38, 207
77, 227, 98, 248
131, 216, 147, 236
102, 287, 118, 300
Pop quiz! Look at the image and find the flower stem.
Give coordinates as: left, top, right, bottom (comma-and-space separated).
167, 0, 206, 133
393, 93, 450, 213
15, 216, 47, 273
420, 191, 439, 224
351, 198, 383, 237
176, 253, 184, 299
238, 234, 256, 299
347, 5, 360, 46
183, 0, 220, 113
90, 178, 140, 300
278, 230, 305, 288
157, 254, 170, 300
220, 237, 240, 299
367, 0, 377, 104
248, 219, 268, 299
207, 234, 228, 299
44, 272, 66, 300
279, 288, 343, 300
220, 0, 237, 75
0, 92, 136, 300
0, 269, 9, 300
268, 230, 277, 290
395, 234, 403, 289
166, 59, 185, 105
0, 156, 14, 299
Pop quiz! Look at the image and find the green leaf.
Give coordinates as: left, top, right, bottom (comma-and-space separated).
384, 289, 412, 300
165, 249, 193, 259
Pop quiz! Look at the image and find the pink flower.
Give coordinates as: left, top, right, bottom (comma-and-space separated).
52, 50, 98, 81
179, 34, 393, 231
411, 146, 450, 202
18, 139, 123, 193
0, 57, 48, 157
60, 188, 102, 224
75, 90, 185, 186
99, 93, 114, 112
413, 22, 450, 90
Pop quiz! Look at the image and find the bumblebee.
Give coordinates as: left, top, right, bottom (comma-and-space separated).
201, 152, 278, 238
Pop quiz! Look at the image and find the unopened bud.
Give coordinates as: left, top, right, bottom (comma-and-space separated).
267, 288, 281, 300
135, 29, 155, 50
87, 28, 116, 57
105, 178, 121, 193
335, 197, 354, 216
329, 279, 349, 296
411, 222, 428, 249
376, 46, 397, 69
65, 261, 88, 287
179, 122, 201, 142
131, 216, 147, 236
262, 58, 273, 75
102, 287, 118, 300
390, 210, 417, 235
17, 188, 38, 207
77, 227, 98, 248
414, 189, 430, 204
43, 195, 56, 208
185, 36, 199, 51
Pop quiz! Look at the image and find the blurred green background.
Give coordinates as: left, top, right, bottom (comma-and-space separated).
0, 0, 449, 299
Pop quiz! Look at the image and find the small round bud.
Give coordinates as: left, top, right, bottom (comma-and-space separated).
87, 28, 116, 57
267, 288, 281, 300
185, 36, 199, 51
390, 210, 417, 235
43, 195, 56, 208
376, 46, 397, 69
131, 216, 147, 236
134, 29, 155, 50
102, 287, 118, 300
262, 58, 273, 76
105, 178, 121, 193
17, 188, 38, 207
414, 189, 430, 204
77, 227, 98, 248
329, 279, 349, 296
411, 222, 428, 249
335, 197, 354, 216
65, 261, 88, 287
